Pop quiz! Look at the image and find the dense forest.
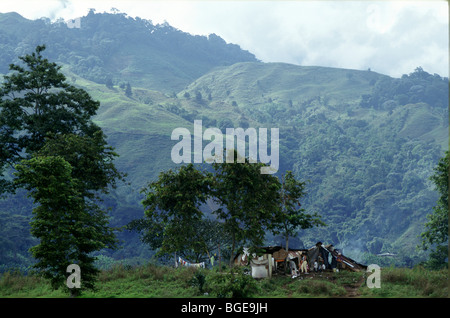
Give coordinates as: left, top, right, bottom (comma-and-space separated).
0, 10, 448, 281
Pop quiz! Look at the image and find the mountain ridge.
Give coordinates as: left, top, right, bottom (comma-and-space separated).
0, 11, 258, 92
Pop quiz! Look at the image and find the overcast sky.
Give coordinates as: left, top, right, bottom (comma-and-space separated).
1, 0, 448, 78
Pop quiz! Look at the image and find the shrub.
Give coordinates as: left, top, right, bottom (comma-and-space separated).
204, 267, 258, 298
0, 270, 42, 294
189, 270, 207, 294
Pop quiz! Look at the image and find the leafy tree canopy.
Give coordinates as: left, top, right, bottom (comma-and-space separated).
131, 151, 323, 267
138, 164, 212, 256
14, 155, 117, 293
0, 45, 103, 194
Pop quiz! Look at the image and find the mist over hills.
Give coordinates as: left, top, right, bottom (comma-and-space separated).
0, 11, 448, 269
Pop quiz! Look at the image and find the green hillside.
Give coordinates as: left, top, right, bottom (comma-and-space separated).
0, 12, 448, 272
60, 61, 447, 267
181, 62, 385, 104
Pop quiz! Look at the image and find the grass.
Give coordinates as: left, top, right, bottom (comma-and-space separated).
181, 62, 385, 109
0, 265, 447, 298
258, 274, 348, 298
360, 266, 448, 298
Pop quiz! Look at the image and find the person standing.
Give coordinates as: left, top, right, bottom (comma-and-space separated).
300, 254, 308, 274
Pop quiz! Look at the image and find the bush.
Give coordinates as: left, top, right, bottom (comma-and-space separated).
189, 270, 206, 294
204, 267, 258, 298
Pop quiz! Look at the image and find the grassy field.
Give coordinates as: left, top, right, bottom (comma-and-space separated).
0, 264, 447, 298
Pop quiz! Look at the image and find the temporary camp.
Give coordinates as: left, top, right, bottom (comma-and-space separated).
233, 242, 367, 278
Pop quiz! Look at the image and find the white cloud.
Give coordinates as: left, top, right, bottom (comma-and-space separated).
0, 0, 448, 78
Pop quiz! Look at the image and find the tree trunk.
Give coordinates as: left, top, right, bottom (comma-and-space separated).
218, 243, 221, 269
285, 232, 289, 253
285, 232, 290, 274
229, 231, 236, 267
70, 288, 79, 298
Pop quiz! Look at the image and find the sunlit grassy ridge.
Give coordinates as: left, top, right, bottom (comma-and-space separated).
181, 62, 385, 104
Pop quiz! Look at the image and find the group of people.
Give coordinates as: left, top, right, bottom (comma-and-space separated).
313, 255, 327, 272
289, 254, 326, 278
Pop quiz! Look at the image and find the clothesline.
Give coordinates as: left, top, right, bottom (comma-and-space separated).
177, 257, 205, 268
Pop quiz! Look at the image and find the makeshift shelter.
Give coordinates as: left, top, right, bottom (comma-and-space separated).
233, 247, 274, 278
325, 244, 367, 272
305, 242, 367, 272
233, 243, 367, 277
233, 246, 308, 278
307, 242, 330, 271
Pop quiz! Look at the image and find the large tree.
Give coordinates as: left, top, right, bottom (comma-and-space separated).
14, 155, 117, 294
130, 153, 324, 268
1, 45, 123, 293
211, 151, 282, 266
0, 45, 102, 194
131, 155, 282, 266
138, 164, 212, 258
420, 151, 448, 269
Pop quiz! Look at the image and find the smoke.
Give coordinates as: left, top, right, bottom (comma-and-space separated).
338, 239, 368, 264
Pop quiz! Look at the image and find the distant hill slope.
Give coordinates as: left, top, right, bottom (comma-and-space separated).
182, 62, 388, 104
0, 12, 448, 269
0, 11, 257, 92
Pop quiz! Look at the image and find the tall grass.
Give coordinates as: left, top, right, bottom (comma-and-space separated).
360, 266, 448, 298
0, 270, 65, 297
0, 265, 447, 298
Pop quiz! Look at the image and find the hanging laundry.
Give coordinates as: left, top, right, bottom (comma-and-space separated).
178, 257, 205, 268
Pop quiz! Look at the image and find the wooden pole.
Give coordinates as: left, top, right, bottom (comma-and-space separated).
218, 243, 221, 269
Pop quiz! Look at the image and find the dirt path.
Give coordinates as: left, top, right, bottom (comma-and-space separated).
342, 275, 365, 298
